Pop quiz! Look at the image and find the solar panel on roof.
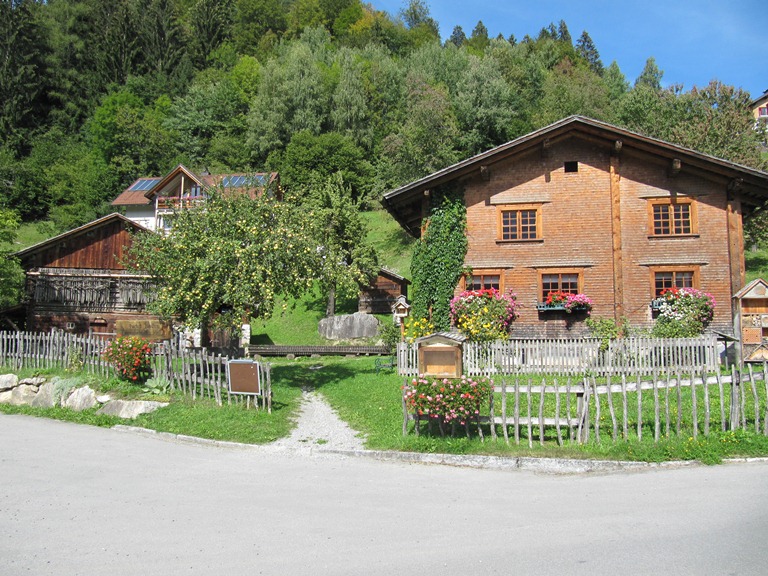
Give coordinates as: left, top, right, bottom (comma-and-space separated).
129, 178, 160, 191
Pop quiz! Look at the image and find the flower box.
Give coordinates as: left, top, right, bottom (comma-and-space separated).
649, 298, 665, 311
536, 302, 590, 312
536, 302, 567, 311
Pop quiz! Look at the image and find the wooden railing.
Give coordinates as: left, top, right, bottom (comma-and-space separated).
397, 335, 720, 377
0, 331, 270, 410
404, 366, 768, 445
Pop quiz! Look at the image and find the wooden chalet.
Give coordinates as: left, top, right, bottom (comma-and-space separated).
382, 116, 768, 340
111, 164, 281, 231
358, 268, 410, 314
13, 213, 168, 340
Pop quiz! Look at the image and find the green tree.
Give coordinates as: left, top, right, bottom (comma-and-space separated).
635, 56, 663, 90
534, 58, 612, 126
232, 0, 287, 56
465, 20, 489, 53
446, 25, 466, 47
0, 0, 51, 151
0, 208, 25, 310
378, 75, 460, 188
130, 185, 319, 330
280, 131, 373, 202
304, 173, 378, 316
575, 30, 603, 75
604, 60, 629, 102
188, 0, 234, 67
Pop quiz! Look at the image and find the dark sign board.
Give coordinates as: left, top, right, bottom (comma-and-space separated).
227, 360, 261, 395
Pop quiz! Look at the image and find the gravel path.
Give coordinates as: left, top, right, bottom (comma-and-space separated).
267, 389, 366, 454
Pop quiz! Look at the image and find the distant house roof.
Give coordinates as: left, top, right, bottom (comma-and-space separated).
13, 213, 150, 261
750, 89, 768, 108
382, 115, 768, 237
378, 267, 411, 285
112, 165, 280, 207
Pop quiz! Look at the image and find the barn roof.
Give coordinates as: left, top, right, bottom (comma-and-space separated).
13, 213, 150, 262
382, 115, 768, 237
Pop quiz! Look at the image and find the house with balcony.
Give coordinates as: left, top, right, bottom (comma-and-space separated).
111, 165, 280, 231
382, 116, 768, 340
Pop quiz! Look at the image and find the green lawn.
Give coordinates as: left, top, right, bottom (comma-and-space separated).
4, 357, 768, 463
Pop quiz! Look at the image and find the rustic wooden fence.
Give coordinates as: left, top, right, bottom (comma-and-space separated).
0, 330, 270, 410
403, 365, 768, 445
397, 335, 720, 377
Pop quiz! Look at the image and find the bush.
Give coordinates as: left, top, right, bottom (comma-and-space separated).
449, 288, 517, 342
103, 336, 153, 383
403, 316, 435, 343
652, 287, 716, 337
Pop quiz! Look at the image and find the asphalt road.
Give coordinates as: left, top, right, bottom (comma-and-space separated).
1, 414, 767, 576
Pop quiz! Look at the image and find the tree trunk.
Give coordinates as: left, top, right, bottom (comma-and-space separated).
326, 285, 336, 318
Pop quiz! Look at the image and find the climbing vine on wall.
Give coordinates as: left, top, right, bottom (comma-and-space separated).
411, 185, 468, 331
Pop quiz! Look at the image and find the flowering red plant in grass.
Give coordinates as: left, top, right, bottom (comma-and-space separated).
403, 375, 493, 427
103, 336, 153, 383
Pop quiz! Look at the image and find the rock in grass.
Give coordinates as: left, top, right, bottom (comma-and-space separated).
62, 386, 97, 411
30, 382, 56, 408
0, 374, 19, 392
96, 400, 168, 419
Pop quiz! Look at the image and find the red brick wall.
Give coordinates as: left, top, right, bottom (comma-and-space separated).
457, 135, 736, 337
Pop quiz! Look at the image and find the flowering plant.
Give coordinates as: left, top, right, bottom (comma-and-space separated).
652, 287, 715, 337
403, 375, 493, 427
103, 336, 153, 383
403, 316, 435, 343
449, 288, 518, 342
545, 291, 593, 314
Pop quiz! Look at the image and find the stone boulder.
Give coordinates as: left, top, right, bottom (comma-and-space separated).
62, 386, 97, 411
96, 400, 168, 419
0, 390, 13, 404
318, 312, 380, 340
20, 376, 47, 387
0, 374, 19, 392
30, 382, 56, 408
9, 385, 38, 406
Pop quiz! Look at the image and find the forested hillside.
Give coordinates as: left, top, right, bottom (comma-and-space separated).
1, 0, 765, 237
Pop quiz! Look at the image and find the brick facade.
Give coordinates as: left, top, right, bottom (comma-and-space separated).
460, 136, 736, 337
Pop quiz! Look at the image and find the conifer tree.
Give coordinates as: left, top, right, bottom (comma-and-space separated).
575, 30, 603, 76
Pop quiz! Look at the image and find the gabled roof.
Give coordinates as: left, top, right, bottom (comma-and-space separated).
750, 89, 768, 108
382, 115, 768, 237
378, 267, 411, 284
112, 165, 280, 207
733, 278, 768, 300
13, 213, 150, 261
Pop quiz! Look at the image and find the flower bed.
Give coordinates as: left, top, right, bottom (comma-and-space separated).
403, 374, 493, 435
652, 287, 716, 337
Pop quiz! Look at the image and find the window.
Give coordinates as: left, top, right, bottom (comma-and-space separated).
497, 205, 541, 241
649, 199, 696, 236
652, 269, 697, 297
759, 107, 768, 118
564, 161, 578, 173
540, 271, 580, 300
466, 271, 501, 291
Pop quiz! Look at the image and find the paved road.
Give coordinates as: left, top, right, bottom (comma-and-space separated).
1, 414, 767, 576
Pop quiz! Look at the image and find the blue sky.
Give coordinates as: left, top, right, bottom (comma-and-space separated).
369, 1, 768, 99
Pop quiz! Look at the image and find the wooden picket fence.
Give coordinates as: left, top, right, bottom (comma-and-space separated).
397, 335, 719, 377
403, 365, 768, 445
0, 330, 271, 410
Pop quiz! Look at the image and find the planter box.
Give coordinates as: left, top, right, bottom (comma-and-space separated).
536, 302, 590, 312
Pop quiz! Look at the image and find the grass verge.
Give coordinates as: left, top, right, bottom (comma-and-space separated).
4, 358, 768, 463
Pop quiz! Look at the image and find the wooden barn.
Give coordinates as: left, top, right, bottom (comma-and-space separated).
358, 268, 410, 314
14, 213, 169, 340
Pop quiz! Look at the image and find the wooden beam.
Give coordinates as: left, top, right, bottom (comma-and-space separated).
613, 140, 623, 155
610, 156, 624, 321
480, 165, 491, 181
669, 158, 681, 177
